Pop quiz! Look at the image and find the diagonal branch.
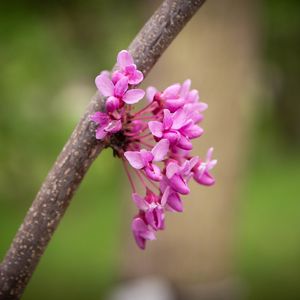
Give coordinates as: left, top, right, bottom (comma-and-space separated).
0, 0, 206, 299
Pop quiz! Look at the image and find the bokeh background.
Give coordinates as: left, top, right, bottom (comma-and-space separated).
1, 0, 300, 299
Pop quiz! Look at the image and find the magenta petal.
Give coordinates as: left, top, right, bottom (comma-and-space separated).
140, 150, 154, 166
124, 151, 145, 169
177, 135, 193, 150
196, 101, 208, 112
152, 139, 170, 162
148, 121, 163, 138
165, 98, 185, 112
146, 86, 157, 103
161, 186, 170, 206
140, 230, 156, 241
95, 126, 107, 140
134, 235, 145, 249
189, 156, 200, 171
111, 71, 124, 84
106, 96, 120, 113
166, 162, 179, 179
194, 171, 215, 186
162, 83, 180, 98
123, 89, 145, 104
146, 208, 164, 230
132, 193, 148, 211
163, 109, 173, 130
128, 70, 144, 85
95, 72, 114, 97
114, 76, 128, 97
180, 79, 191, 97
172, 108, 188, 130
163, 131, 180, 144
131, 218, 146, 249
145, 164, 162, 181
106, 120, 122, 133
167, 191, 183, 212
117, 50, 133, 68
90, 112, 109, 125
184, 124, 204, 139
187, 89, 199, 103
132, 217, 156, 241
169, 174, 190, 195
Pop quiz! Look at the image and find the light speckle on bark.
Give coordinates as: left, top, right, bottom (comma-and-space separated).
0, 1, 206, 299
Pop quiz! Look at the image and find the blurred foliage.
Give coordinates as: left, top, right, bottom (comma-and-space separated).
0, 0, 140, 299
262, 0, 300, 146
237, 1, 300, 299
237, 111, 300, 300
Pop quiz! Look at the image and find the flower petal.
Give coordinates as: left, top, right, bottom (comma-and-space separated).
124, 151, 145, 169
180, 79, 191, 97
177, 135, 193, 150
163, 109, 173, 130
164, 98, 185, 112
105, 96, 120, 113
183, 124, 204, 139
140, 149, 154, 165
104, 120, 122, 133
90, 111, 109, 125
194, 171, 215, 186
146, 86, 157, 103
117, 50, 134, 68
152, 139, 170, 162
167, 191, 183, 212
114, 76, 128, 97
186, 89, 199, 103
172, 108, 188, 129
169, 174, 190, 195
95, 126, 107, 140
95, 72, 114, 97
132, 193, 148, 211
129, 70, 144, 85
162, 83, 180, 98
148, 121, 163, 138
166, 162, 179, 179
145, 164, 162, 181
161, 186, 171, 206
123, 89, 145, 104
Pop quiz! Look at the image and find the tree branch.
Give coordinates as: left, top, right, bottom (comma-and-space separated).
0, 0, 206, 299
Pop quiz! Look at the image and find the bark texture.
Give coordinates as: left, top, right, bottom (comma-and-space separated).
0, 0, 206, 299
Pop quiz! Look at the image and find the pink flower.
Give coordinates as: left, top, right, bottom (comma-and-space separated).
160, 185, 183, 212
90, 49, 217, 250
149, 109, 203, 151
132, 189, 165, 230
165, 157, 198, 195
132, 216, 156, 250
193, 148, 217, 186
90, 111, 121, 140
112, 50, 144, 85
147, 80, 194, 112
124, 139, 169, 181
95, 71, 145, 112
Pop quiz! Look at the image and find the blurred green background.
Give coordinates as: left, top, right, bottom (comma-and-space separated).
0, 0, 300, 299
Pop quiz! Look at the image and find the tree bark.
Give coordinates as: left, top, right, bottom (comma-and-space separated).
0, 0, 206, 299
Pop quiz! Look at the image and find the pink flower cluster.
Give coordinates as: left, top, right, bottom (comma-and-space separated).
91, 50, 217, 249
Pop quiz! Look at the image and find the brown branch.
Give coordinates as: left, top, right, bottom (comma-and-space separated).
0, 0, 206, 299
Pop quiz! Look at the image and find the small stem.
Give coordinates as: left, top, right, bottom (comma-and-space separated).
140, 170, 160, 192
122, 159, 136, 193
133, 169, 147, 189
133, 101, 158, 117
138, 140, 154, 149
132, 115, 157, 121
